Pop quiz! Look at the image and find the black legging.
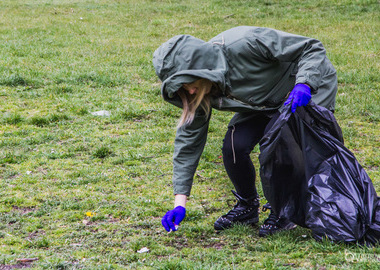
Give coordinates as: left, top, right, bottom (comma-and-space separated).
222, 113, 280, 199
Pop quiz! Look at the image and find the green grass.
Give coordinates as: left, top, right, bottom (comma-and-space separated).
0, 0, 379, 269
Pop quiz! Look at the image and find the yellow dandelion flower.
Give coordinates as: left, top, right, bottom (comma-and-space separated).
86, 211, 96, 217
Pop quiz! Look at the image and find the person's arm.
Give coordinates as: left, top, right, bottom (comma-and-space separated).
174, 194, 187, 208
171, 110, 211, 196
250, 27, 328, 93
161, 110, 211, 232
250, 28, 330, 111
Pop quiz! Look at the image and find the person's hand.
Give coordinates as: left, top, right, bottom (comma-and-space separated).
161, 206, 186, 232
284, 84, 312, 113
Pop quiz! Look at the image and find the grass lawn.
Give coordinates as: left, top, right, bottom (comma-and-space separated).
0, 0, 379, 269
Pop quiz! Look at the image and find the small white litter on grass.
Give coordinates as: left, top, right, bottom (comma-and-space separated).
91, 110, 111, 117
82, 220, 90, 225
137, 247, 150, 253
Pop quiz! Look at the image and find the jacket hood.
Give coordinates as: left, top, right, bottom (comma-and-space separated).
153, 35, 228, 106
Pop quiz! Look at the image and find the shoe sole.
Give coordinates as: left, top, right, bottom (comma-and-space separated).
214, 216, 259, 231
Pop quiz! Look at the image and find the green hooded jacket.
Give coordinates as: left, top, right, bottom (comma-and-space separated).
153, 26, 337, 196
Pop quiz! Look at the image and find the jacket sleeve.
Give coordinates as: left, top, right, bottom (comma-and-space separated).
250, 27, 329, 93
172, 110, 210, 196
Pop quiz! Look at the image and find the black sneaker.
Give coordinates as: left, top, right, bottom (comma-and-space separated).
214, 190, 259, 231
259, 203, 297, 237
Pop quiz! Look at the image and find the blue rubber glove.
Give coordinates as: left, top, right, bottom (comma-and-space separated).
284, 84, 312, 113
161, 206, 186, 232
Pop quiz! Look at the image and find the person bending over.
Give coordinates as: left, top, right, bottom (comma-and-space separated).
152, 26, 337, 236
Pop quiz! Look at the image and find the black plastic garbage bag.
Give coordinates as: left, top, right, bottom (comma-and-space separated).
259, 102, 379, 244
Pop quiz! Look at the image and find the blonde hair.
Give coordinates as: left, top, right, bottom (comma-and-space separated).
177, 79, 213, 127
